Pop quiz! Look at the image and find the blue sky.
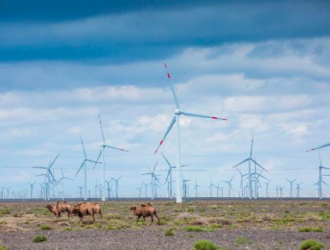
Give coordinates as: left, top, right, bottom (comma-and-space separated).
1, 0, 330, 198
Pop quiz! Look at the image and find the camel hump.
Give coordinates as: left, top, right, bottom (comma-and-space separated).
63, 201, 67, 203
147, 203, 152, 206
140, 204, 146, 207
94, 202, 98, 205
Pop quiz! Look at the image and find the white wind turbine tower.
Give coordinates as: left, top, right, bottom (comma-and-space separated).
233, 136, 267, 199
194, 180, 200, 197
286, 178, 297, 198
94, 115, 129, 201
264, 180, 270, 198
154, 63, 227, 203
76, 137, 100, 201
28, 182, 35, 199
142, 160, 158, 200
236, 168, 248, 198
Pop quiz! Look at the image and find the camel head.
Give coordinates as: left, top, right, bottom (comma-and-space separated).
130, 206, 137, 211
45, 204, 53, 212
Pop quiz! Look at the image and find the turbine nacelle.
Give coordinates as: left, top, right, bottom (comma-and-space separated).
174, 109, 183, 115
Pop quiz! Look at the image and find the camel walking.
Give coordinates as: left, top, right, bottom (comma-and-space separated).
130, 203, 160, 225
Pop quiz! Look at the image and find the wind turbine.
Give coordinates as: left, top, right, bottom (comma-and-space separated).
111, 176, 122, 199
215, 183, 221, 198
94, 115, 128, 201
279, 186, 285, 198
77, 186, 84, 198
223, 177, 234, 198
142, 182, 150, 198
236, 168, 248, 198
136, 186, 142, 198
58, 166, 74, 199
296, 182, 302, 198
105, 180, 112, 199
76, 137, 100, 201
286, 178, 297, 198
33, 154, 59, 200
28, 182, 35, 199
194, 180, 200, 197
264, 180, 270, 198
209, 179, 215, 197
142, 161, 158, 200
233, 136, 267, 199
154, 63, 227, 203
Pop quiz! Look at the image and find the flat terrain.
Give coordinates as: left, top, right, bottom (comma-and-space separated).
0, 200, 329, 249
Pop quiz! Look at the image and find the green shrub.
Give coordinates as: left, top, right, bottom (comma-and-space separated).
165, 228, 175, 236
235, 237, 246, 245
0, 244, 8, 250
298, 227, 323, 232
0, 209, 11, 215
40, 225, 52, 230
300, 239, 324, 250
194, 240, 218, 250
33, 234, 47, 243
185, 226, 205, 232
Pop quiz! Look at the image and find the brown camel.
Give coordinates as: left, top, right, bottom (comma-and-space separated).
92, 202, 102, 219
130, 203, 160, 225
71, 202, 95, 222
45, 201, 72, 218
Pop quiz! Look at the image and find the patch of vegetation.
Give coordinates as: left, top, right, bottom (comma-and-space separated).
185, 226, 205, 232
165, 228, 175, 236
0, 209, 11, 215
33, 234, 47, 243
0, 221, 7, 225
298, 227, 323, 232
40, 225, 52, 230
194, 240, 218, 250
0, 244, 8, 250
235, 237, 246, 245
299, 239, 324, 250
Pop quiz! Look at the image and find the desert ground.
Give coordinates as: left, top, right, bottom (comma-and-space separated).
0, 200, 329, 249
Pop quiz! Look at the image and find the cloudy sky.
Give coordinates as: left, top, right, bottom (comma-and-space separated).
1, 0, 330, 198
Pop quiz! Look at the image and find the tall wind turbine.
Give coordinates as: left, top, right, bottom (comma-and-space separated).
286, 178, 297, 198
105, 180, 112, 199
142, 161, 158, 200
77, 186, 84, 198
111, 176, 122, 199
162, 153, 175, 199
154, 63, 227, 203
223, 177, 234, 198
142, 182, 150, 198
94, 115, 128, 201
296, 182, 302, 198
233, 136, 267, 199
76, 137, 100, 201
28, 182, 35, 199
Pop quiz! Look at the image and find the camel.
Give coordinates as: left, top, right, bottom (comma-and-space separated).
92, 202, 102, 219
71, 202, 95, 222
130, 203, 160, 225
45, 201, 72, 218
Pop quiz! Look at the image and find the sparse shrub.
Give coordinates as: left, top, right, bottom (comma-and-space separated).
191, 219, 205, 226
0, 244, 8, 250
284, 210, 290, 213
235, 237, 246, 245
0, 209, 11, 215
40, 225, 52, 230
299, 239, 324, 250
165, 228, 175, 236
0, 221, 7, 225
298, 227, 323, 232
33, 234, 47, 243
194, 240, 218, 250
185, 226, 205, 232
187, 208, 195, 213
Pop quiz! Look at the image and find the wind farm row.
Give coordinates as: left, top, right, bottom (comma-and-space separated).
1, 64, 330, 202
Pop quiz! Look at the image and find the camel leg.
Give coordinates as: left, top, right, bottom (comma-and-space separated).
150, 215, 154, 225
136, 215, 141, 223
154, 214, 160, 225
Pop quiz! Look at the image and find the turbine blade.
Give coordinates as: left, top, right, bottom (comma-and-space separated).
49, 154, 60, 169
250, 158, 268, 173
94, 150, 103, 169
233, 158, 249, 168
182, 112, 227, 121
161, 153, 172, 168
104, 144, 129, 152
164, 63, 180, 109
81, 137, 87, 158
32, 167, 48, 169
86, 159, 101, 164
165, 170, 171, 183
98, 114, 106, 144
75, 161, 85, 177
306, 143, 330, 152
154, 116, 176, 154
153, 160, 158, 173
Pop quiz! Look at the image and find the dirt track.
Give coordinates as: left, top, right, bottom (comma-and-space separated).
0, 229, 329, 250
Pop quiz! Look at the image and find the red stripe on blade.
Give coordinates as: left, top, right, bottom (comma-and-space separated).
164, 63, 167, 68
212, 117, 218, 119
167, 73, 171, 78
160, 140, 163, 145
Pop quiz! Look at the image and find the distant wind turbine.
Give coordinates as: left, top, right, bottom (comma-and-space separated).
233, 136, 267, 199
28, 182, 35, 199
296, 182, 302, 198
286, 178, 297, 198
154, 63, 227, 203
75, 137, 100, 201
111, 176, 122, 199
94, 115, 128, 201
223, 177, 234, 197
